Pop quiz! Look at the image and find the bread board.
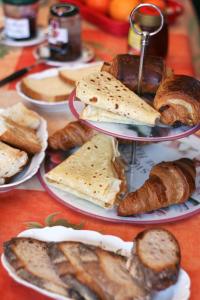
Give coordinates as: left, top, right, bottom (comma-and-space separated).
1, 226, 190, 300
0, 107, 48, 192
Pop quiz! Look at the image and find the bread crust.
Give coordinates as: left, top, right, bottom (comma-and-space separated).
127, 229, 181, 291
21, 80, 68, 102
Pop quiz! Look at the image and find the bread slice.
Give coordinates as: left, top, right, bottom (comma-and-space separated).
0, 141, 28, 184
0, 116, 41, 154
2, 103, 40, 130
4, 238, 70, 297
59, 63, 103, 85
127, 228, 181, 291
48, 241, 149, 300
21, 76, 74, 102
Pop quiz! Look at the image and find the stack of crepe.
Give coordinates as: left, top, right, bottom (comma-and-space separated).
77, 71, 160, 126
45, 134, 126, 208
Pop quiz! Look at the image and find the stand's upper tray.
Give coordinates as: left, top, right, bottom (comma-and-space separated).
69, 90, 200, 142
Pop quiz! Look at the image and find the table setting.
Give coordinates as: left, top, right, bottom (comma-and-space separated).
0, 0, 200, 299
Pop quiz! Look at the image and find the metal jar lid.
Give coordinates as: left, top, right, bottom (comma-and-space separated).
50, 4, 79, 18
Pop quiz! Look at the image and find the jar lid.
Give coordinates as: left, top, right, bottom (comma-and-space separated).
3, 0, 38, 5
50, 4, 79, 17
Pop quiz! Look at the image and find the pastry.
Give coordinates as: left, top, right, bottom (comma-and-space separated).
46, 134, 126, 208
106, 54, 166, 94
118, 158, 196, 216
48, 120, 94, 151
76, 71, 160, 126
153, 74, 200, 125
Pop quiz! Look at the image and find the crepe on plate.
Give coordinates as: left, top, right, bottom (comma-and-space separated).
45, 134, 126, 208
76, 71, 160, 126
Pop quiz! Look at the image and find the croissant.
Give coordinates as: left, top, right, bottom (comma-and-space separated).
48, 120, 94, 150
118, 158, 196, 216
106, 54, 166, 94
154, 75, 200, 125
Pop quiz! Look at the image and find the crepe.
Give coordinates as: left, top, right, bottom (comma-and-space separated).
45, 134, 124, 208
81, 105, 153, 126
76, 71, 160, 126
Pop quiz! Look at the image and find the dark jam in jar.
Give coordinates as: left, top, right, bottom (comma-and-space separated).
48, 4, 82, 62
128, 7, 168, 58
2, 0, 39, 41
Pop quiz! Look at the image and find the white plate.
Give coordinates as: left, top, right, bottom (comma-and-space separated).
1, 226, 191, 300
34, 43, 95, 67
16, 62, 103, 111
0, 27, 47, 47
16, 68, 68, 111
39, 134, 200, 224
0, 107, 48, 192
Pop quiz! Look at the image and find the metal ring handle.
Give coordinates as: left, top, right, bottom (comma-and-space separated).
129, 3, 164, 36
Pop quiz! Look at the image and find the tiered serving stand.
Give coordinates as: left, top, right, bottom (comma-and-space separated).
40, 4, 200, 224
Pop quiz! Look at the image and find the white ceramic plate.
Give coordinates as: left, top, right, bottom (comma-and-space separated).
16, 68, 68, 111
34, 43, 95, 67
0, 27, 47, 47
0, 107, 48, 192
1, 226, 191, 300
39, 134, 200, 224
16, 62, 103, 111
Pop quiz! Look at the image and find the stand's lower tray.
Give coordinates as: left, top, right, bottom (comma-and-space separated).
39, 135, 200, 224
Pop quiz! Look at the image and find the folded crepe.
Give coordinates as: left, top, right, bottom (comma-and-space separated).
76, 71, 160, 126
81, 105, 153, 126
45, 134, 126, 208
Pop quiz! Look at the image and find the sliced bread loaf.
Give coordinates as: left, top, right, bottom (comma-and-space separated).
0, 116, 41, 154
59, 63, 103, 85
3, 103, 40, 130
21, 76, 74, 102
4, 238, 69, 296
127, 228, 181, 291
0, 141, 28, 184
48, 241, 149, 300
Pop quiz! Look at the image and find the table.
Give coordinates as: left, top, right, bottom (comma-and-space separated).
0, 1, 200, 299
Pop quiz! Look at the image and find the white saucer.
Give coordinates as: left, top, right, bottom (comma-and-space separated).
34, 43, 95, 67
0, 27, 47, 47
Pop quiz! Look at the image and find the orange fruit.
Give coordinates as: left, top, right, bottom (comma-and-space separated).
86, 0, 110, 14
109, 0, 139, 21
141, 0, 166, 11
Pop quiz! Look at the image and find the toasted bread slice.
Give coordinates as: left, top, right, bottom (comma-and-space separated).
0, 141, 28, 184
59, 63, 103, 85
0, 116, 41, 154
3, 103, 40, 130
21, 76, 74, 102
127, 229, 181, 291
48, 241, 149, 300
4, 238, 70, 296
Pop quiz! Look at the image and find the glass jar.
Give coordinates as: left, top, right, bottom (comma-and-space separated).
48, 3, 82, 62
2, 0, 39, 41
128, 8, 168, 58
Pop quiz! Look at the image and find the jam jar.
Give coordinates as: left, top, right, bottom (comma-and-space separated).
48, 3, 82, 62
2, 0, 39, 41
128, 7, 168, 58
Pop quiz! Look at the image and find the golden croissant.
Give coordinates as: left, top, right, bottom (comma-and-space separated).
118, 158, 196, 216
